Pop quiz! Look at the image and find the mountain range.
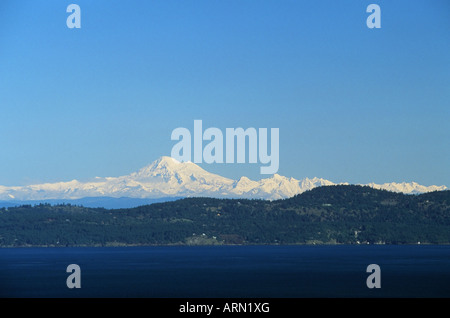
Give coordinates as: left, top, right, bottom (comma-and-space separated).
0, 156, 447, 206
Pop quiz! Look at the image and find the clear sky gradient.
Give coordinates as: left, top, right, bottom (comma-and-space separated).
0, 0, 449, 186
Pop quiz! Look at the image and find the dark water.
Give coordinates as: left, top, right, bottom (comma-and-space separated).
0, 245, 449, 298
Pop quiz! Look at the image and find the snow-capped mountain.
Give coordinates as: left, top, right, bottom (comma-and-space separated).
0, 156, 447, 201
366, 182, 447, 195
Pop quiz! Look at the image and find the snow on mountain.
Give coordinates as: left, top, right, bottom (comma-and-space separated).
0, 156, 447, 201
365, 182, 448, 194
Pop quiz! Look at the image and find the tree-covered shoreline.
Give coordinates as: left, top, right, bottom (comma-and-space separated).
1, 185, 449, 247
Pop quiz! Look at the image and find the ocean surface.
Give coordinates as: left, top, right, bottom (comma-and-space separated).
0, 245, 449, 298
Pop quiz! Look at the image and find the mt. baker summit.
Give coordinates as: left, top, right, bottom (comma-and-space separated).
0, 156, 447, 201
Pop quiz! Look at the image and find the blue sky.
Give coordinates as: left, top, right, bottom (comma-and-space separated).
0, 0, 449, 186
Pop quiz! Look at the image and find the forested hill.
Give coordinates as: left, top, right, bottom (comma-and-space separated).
1, 185, 449, 247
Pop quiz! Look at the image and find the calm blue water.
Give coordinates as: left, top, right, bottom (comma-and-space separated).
0, 245, 449, 298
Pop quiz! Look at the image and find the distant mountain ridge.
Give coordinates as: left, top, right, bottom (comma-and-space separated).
0, 156, 447, 203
